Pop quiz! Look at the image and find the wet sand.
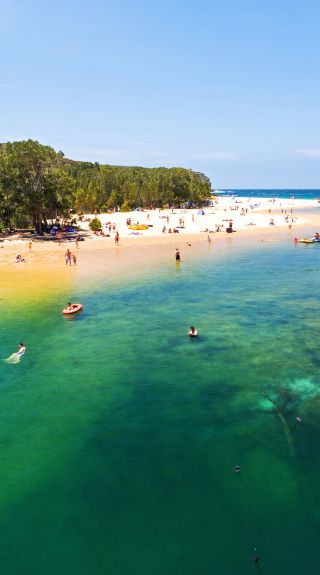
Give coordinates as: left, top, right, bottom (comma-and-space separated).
0, 199, 319, 300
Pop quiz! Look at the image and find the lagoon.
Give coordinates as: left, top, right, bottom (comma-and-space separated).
0, 238, 320, 574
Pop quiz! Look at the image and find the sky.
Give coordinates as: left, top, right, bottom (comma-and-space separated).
1, 0, 320, 188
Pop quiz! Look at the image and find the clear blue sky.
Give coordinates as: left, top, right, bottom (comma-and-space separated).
1, 0, 320, 188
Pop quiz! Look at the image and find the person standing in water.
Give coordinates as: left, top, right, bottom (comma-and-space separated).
175, 248, 180, 261
115, 231, 119, 245
65, 249, 72, 265
188, 326, 198, 337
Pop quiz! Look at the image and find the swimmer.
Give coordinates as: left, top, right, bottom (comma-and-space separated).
18, 343, 26, 356
186, 242, 191, 247
188, 326, 198, 337
296, 416, 302, 423
233, 465, 240, 473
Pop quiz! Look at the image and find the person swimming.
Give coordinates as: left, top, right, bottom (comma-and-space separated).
188, 326, 198, 337
5, 343, 26, 363
18, 343, 26, 356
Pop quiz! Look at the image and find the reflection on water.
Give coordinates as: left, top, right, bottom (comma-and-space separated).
0, 241, 320, 574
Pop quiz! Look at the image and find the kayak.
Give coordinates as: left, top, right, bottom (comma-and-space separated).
128, 225, 149, 230
298, 238, 315, 244
63, 303, 84, 315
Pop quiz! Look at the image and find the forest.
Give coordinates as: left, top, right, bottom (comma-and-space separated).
0, 140, 212, 231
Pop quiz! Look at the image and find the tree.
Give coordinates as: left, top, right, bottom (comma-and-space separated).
89, 217, 102, 231
0, 139, 212, 231
0, 140, 66, 232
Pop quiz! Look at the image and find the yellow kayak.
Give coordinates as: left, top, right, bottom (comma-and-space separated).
298, 238, 315, 244
128, 225, 149, 230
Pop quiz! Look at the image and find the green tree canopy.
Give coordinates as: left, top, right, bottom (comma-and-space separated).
0, 140, 212, 231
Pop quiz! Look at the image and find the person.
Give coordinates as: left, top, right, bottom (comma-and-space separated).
233, 465, 240, 473
72, 253, 77, 265
28, 241, 32, 250
207, 234, 211, 243
188, 326, 198, 337
65, 249, 71, 265
175, 248, 180, 261
15, 254, 25, 263
18, 343, 26, 356
115, 231, 119, 245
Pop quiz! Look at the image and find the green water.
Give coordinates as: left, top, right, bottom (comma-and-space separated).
1, 241, 320, 574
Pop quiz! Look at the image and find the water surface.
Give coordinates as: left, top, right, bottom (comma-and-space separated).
0, 240, 320, 574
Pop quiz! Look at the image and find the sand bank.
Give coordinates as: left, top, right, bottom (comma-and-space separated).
0, 197, 319, 299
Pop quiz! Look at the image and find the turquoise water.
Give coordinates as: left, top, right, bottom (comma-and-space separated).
1, 241, 320, 574
219, 188, 320, 200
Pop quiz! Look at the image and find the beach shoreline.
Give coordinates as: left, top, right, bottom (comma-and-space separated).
1, 196, 319, 298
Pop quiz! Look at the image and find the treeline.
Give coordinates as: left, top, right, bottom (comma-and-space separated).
0, 140, 211, 231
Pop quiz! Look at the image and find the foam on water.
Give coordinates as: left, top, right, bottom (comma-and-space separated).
5, 352, 21, 364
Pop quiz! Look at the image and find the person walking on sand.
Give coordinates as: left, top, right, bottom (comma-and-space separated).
65, 249, 72, 265
115, 231, 119, 245
72, 253, 77, 265
28, 241, 32, 250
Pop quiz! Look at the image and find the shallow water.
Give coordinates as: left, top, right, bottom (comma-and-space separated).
1, 240, 320, 574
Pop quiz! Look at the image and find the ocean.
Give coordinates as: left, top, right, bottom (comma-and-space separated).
0, 237, 320, 574
217, 189, 320, 200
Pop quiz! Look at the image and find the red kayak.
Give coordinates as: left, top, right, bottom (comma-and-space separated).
63, 303, 84, 315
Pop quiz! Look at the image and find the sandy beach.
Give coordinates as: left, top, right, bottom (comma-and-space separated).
0, 195, 319, 298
